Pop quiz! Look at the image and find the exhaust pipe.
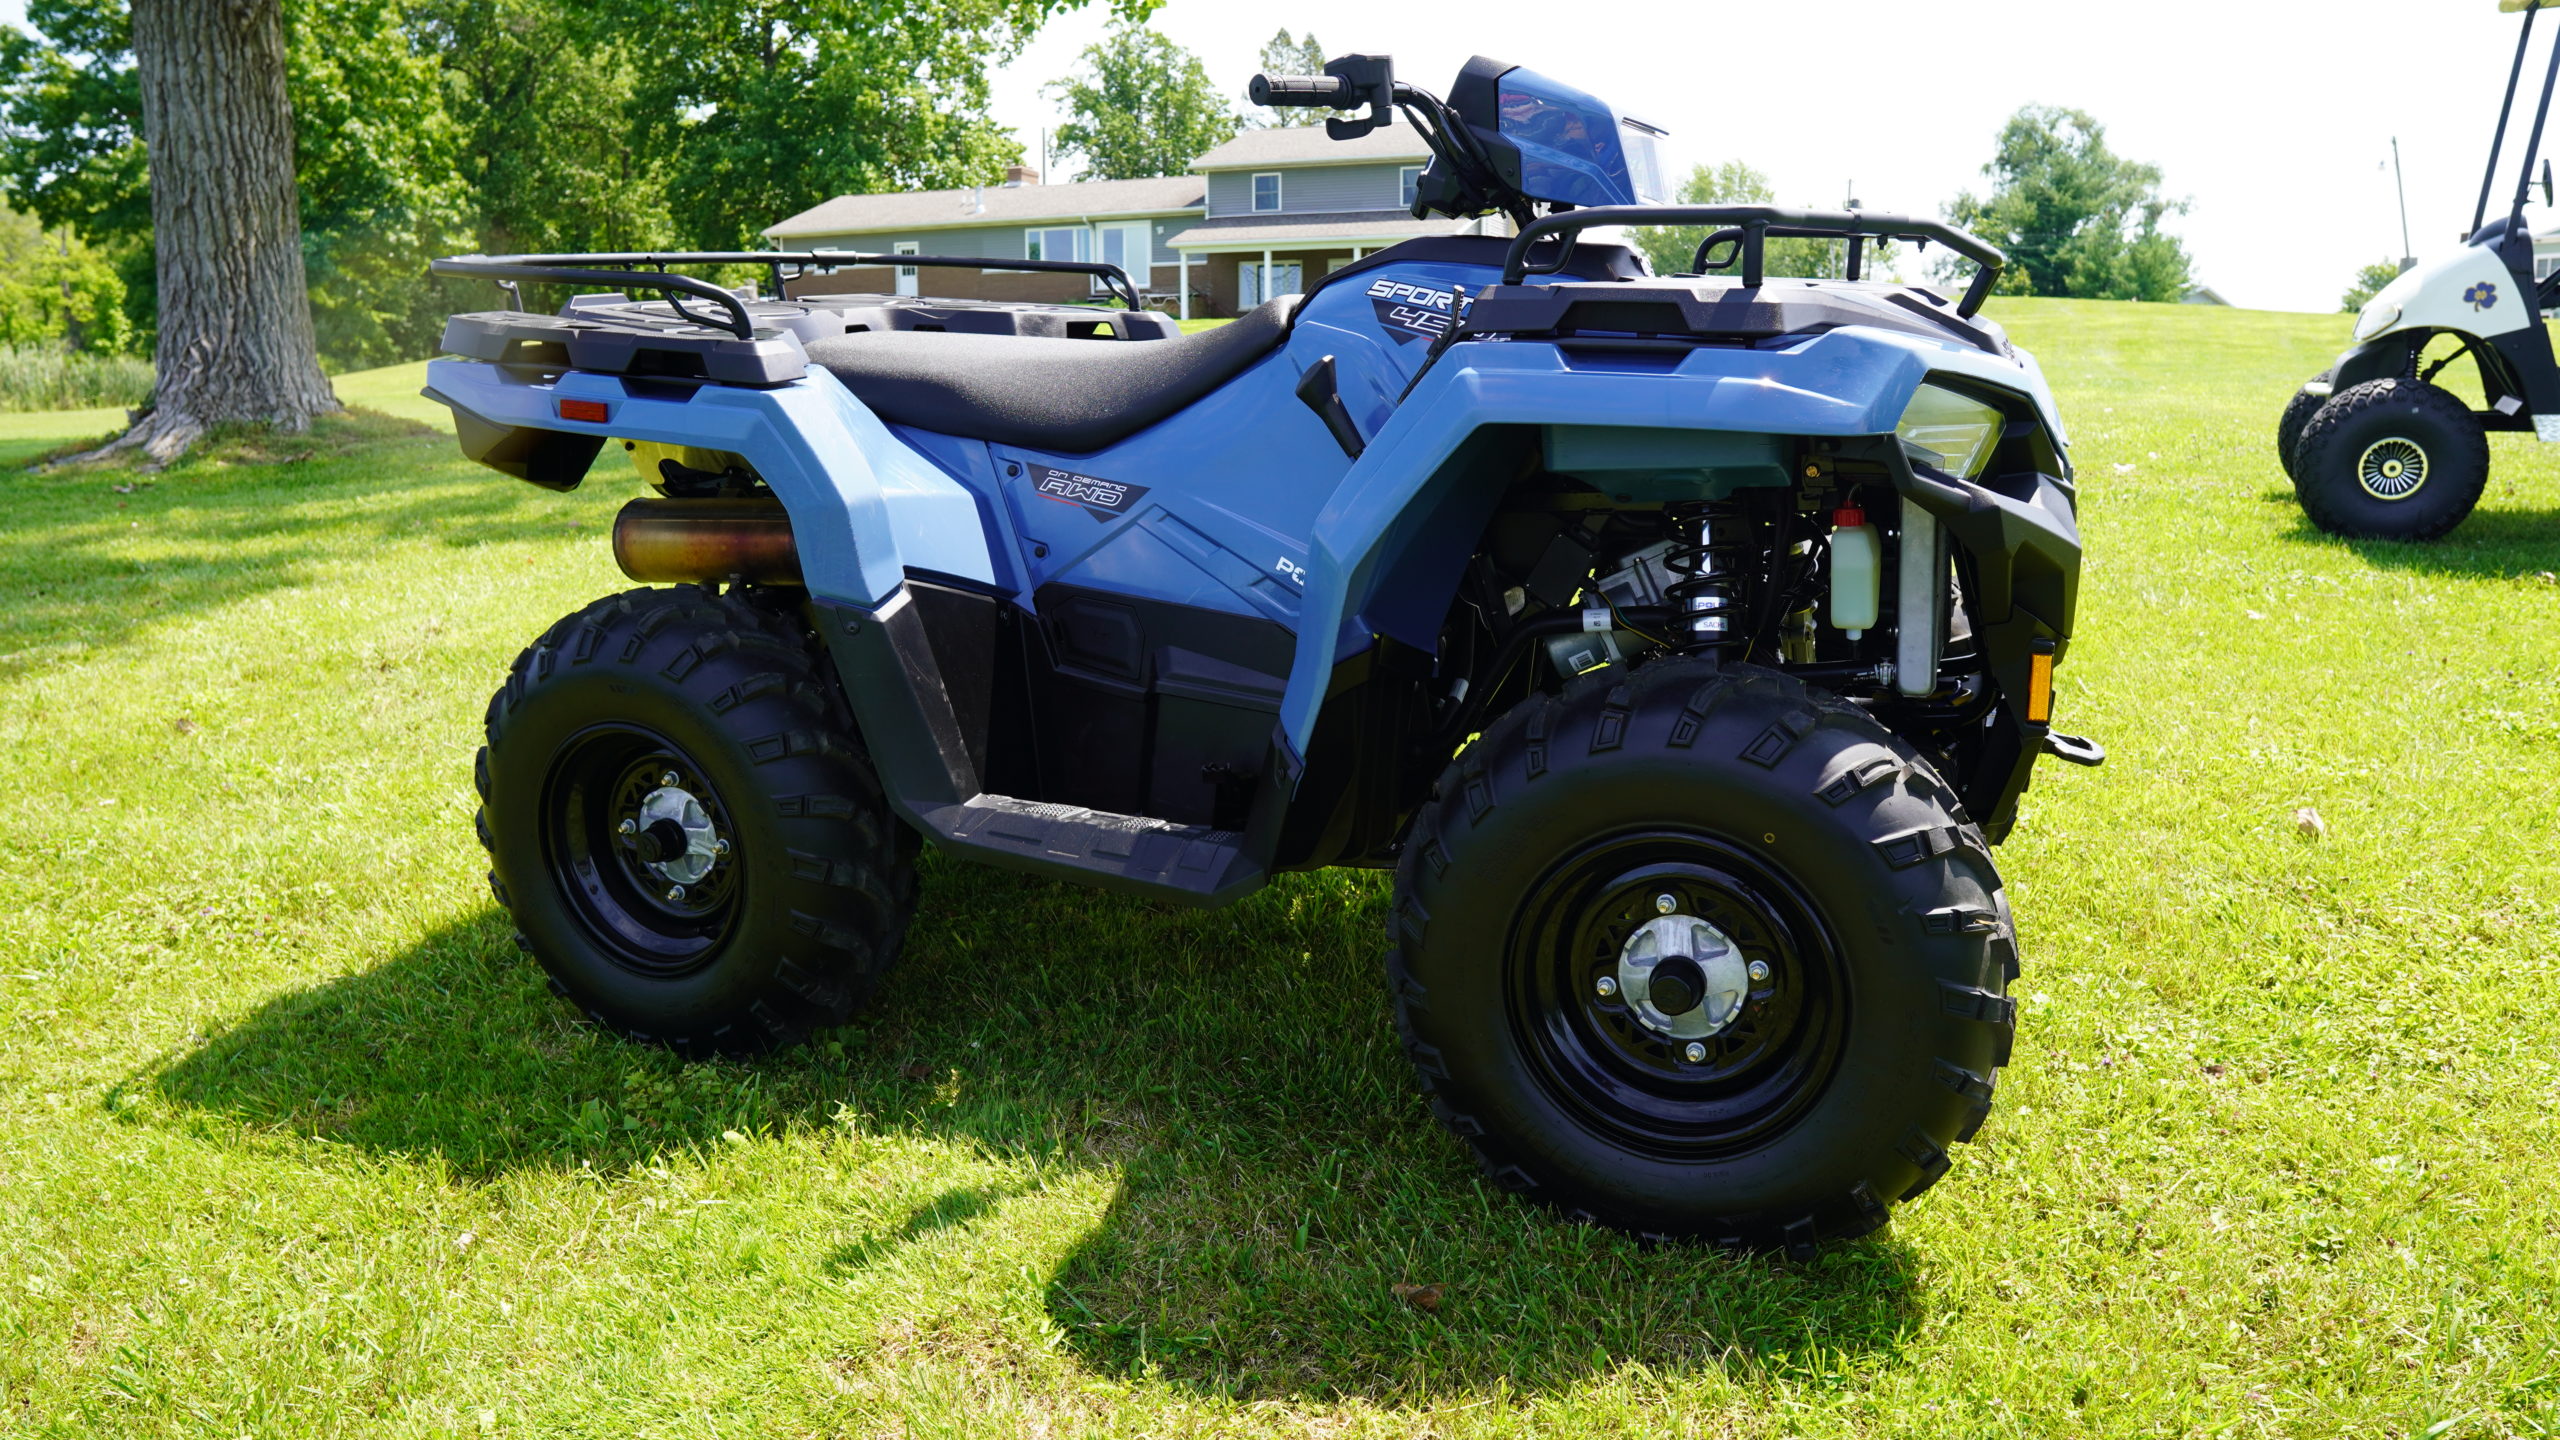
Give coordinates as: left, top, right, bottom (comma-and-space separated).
612, 498, 803, 586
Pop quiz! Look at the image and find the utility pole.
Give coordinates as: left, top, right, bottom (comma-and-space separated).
2392, 137, 2415, 273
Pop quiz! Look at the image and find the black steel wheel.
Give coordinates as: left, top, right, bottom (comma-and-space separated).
478, 586, 917, 1056
2292, 378, 2489, 540
2275, 368, 2333, 480
1390, 663, 2017, 1251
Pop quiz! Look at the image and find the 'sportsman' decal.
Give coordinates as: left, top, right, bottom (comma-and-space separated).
1029, 464, 1150, 522
1366, 278, 1468, 344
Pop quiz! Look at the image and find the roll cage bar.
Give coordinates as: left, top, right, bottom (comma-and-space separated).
430, 249, 1146, 340
2476, 0, 2560, 239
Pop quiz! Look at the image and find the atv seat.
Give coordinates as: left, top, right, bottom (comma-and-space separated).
805, 298, 1297, 454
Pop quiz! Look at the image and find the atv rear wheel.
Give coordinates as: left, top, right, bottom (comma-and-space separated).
1389, 663, 2015, 1251
2292, 378, 2488, 540
2275, 368, 2333, 480
477, 586, 917, 1056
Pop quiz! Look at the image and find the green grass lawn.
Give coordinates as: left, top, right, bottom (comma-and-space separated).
2, 305, 2556, 1437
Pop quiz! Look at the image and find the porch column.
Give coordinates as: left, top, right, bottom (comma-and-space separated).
1178, 250, 1190, 320
1262, 247, 1272, 305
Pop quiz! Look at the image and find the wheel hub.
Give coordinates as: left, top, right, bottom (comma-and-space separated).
1615, 913, 1749, 1041
2356, 436, 2430, 501
627, 781, 722, 887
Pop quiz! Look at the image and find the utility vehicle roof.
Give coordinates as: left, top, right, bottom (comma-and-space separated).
2501, 1, 2560, 12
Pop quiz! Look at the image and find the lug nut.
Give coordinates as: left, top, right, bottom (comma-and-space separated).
665, 884, 686, 902
1595, 975, 1619, 998
617, 818, 637, 836
660, 770, 680, 788
713, 838, 730, 856
1683, 1041, 1708, 1063
1654, 893, 1677, 915
1748, 960, 1771, 983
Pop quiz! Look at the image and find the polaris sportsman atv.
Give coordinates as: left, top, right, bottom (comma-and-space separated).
2279, 0, 2560, 541
427, 54, 2096, 1248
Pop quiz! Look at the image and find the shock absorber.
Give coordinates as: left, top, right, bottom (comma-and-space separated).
1662, 501, 1750, 656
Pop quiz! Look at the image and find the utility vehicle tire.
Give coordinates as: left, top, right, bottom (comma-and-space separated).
1389, 662, 2015, 1251
2292, 378, 2488, 540
476, 585, 918, 1057
2275, 368, 2333, 479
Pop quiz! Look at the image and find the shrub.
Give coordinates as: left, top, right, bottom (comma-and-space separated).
0, 343, 154, 412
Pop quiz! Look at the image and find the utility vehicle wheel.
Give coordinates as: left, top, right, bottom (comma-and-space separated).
2275, 368, 2333, 480
477, 586, 917, 1056
2291, 378, 2488, 540
1390, 663, 2015, 1250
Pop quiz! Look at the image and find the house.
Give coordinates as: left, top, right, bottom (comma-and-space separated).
759, 128, 1500, 319
2180, 284, 2231, 306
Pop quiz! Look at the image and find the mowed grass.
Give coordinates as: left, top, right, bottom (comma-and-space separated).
0, 308, 2555, 1438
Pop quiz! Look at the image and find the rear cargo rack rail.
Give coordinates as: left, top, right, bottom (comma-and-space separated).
432, 249, 1146, 339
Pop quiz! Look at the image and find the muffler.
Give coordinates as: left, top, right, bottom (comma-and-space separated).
611, 498, 803, 586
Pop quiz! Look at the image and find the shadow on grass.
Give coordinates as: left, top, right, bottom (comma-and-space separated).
2258, 482, 2560, 579
143, 853, 1926, 1401
0, 416, 597, 674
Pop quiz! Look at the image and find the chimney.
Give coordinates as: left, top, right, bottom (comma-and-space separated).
1001, 164, 1040, 187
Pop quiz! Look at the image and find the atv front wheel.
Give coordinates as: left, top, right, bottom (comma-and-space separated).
1390, 663, 2015, 1251
477, 586, 918, 1056
2291, 378, 2488, 540
2275, 368, 2333, 480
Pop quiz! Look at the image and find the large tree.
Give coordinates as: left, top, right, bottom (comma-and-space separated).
1048, 23, 1237, 181
104, 0, 337, 463
1947, 106, 2192, 302
1629, 161, 1895, 280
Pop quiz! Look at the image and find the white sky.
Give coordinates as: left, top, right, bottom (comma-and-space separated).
990, 0, 2560, 312
5, 0, 2551, 312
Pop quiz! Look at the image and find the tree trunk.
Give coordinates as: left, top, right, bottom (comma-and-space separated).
98, 0, 337, 465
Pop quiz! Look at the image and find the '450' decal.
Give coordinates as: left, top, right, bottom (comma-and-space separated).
1366, 278, 1468, 344
1029, 464, 1150, 523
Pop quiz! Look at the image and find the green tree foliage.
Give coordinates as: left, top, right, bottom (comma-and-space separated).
1250, 28, 1327, 127
0, 202, 130, 352
1629, 162, 1894, 280
2341, 257, 2405, 312
0, 0, 1149, 364
1048, 23, 1239, 181
1947, 106, 2192, 302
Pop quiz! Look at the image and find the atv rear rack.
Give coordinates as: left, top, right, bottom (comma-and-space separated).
1499, 206, 2009, 317
432, 248, 1146, 339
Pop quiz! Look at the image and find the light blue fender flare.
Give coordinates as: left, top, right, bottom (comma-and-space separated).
1276, 324, 2063, 757
422, 358, 993, 602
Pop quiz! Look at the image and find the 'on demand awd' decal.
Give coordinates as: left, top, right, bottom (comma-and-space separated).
1367, 278, 1468, 344
1029, 464, 1150, 522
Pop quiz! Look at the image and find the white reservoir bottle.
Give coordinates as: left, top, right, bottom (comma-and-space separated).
1829, 505, 1880, 639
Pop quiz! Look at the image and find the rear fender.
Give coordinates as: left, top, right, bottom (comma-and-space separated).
423, 358, 997, 603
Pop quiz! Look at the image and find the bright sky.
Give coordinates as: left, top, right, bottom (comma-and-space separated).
4, 0, 2551, 312
990, 0, 2560, 313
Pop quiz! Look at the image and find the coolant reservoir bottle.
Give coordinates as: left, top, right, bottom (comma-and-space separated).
1829, 506, 1880, 639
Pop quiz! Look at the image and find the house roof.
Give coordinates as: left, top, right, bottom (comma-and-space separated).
1190, 124, 1431, 172
1164, 211, 1475, 250
762, 174, 1205, 240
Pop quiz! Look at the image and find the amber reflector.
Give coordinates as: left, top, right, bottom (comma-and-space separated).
2026, 651, 2054, 724
557, 398, 610, 423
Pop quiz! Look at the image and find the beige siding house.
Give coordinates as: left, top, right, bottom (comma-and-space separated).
760, 129, 1502, 319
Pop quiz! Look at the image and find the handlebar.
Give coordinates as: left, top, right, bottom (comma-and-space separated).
1498, 205, 2009, 318
1250, 73, 1351, 107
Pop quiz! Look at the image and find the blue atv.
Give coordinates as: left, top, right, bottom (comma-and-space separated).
428, 54, 2095, 1248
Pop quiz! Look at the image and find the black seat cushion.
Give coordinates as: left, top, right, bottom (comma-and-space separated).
805, 298, 1298, 454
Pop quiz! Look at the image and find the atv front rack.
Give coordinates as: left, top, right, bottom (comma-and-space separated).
432, 248, 1146, 338
1499, 206, 2008, 317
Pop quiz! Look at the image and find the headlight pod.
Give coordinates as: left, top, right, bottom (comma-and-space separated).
1895, 382, 2004, 480
2354, 299, 2402, 342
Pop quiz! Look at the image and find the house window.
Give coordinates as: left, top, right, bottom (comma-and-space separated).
1026, 226, 1088, 263
1252, 172, 1282, 213
1400, 166, 1421, 210
1239, 261, 1302, 308
1095, 221, 1153, 291
893, 240, 920, 297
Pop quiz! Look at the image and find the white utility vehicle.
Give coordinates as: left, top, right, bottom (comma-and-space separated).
2280, 0, 2560, 540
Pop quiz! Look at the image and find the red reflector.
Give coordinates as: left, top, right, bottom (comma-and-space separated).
557, 398, 610, 423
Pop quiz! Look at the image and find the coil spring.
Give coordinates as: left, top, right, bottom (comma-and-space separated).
1662, 501, 1749, 653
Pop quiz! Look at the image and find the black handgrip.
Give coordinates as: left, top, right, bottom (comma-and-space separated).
1252, 73, 1350, 107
